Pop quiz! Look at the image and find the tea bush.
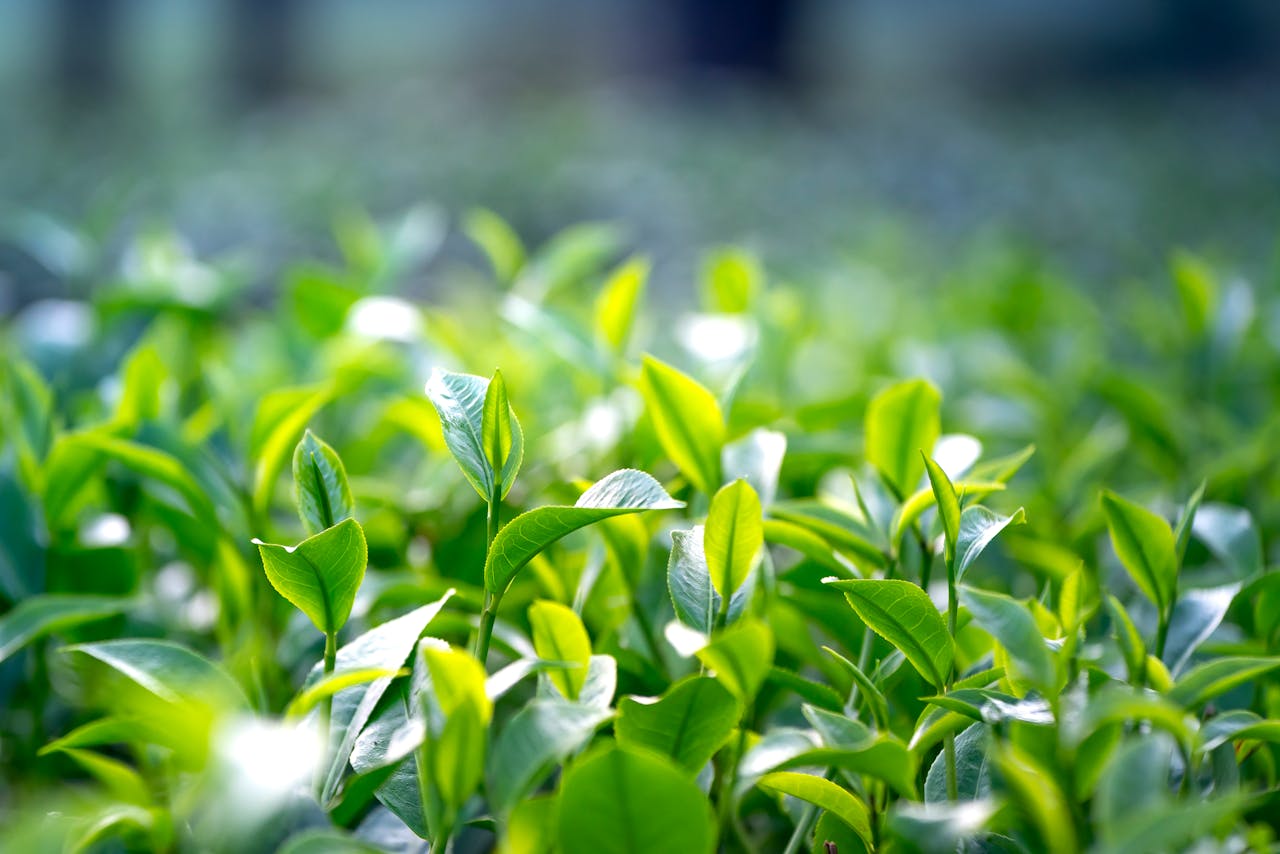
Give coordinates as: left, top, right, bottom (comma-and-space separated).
2, 213, 1279, 852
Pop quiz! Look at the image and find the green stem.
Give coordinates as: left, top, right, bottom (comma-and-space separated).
473, 492, 502, 667
782, 802, 820, 854
944, 559, 959, 800
944, 731, 958, 801
317, 630, 337, 793
1155, 606, 1171, 661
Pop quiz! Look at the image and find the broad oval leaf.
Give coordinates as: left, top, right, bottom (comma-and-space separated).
1192, 503, 1262, 581
1101, 491, 1177, 616
865, 379, 941, 499
0, 594, 128, 664
1161, 583, 1239, 676
705, 479, 763, 601
558, 745, 714, 854
255, 517, 368, 635
528, 600, 592, 701
484, 468, 683, 596
292, 430, 354, 536
959, 586, 1057, 695
638, 355, 725, 496
925, 723, 990, 803
487, 699, 612, 816
758, 771, 874, 852
826, 578, 953, 688
616, 676, 740, 774
64, 638, 246, 709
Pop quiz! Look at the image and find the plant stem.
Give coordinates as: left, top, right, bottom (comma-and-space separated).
317, 630, 337, 794
1155, 607, 1171, 661
944, 732, 959, 800
782, 802, 820, 854
473, 491, 502, 666
474, 591, 498, 665
944, 559, 959, 800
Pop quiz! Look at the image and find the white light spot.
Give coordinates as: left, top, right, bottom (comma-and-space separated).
346, 296, 424, 342
82, 513, 131, 547
676, 314, 758, 364
664, 620, 708, 657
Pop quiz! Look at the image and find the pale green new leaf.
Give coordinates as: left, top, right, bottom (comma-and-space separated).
865, 379, 941, 498
1101, 491, 1177, 615
255, 517, 368, 635
695, 618, 774, 701
481, 369, 523, 498
292, 430, 354, 536
594, 256, 648, 353
826, 578, 953, 688
758, 771, 874, 852
705, 479, 762, 601
638, 355, 724, 495
484, 468, 682, 596
528, 600, 592, 701
923, 454, 960, 567
667, 526, 751, 634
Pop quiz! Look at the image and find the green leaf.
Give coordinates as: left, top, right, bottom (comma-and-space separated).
0, 595, 128, 664
959, 586, 1057, 695
1168, 656, 1280, 708
799, 705, 919, 797
695, 618, 774, 701
1172, 480, 1206, 564
278, 830, 384, 854
1101, 491, 1178, 616
762, 519, 851, 577
638, 355, 725, 495
481, 369, 523, 499
825, 578, 953, 688
1200, 712, 1280, 752
558, 745, 714, 854
668, 526, 751, 634
485, 468, 682, 596
925, 723, 989, 803
425, 368, 510, 502
255, 517, 368, 635
292, 430, 354, 536
594, 255, 648, 353
705, 479, 763, 602
528, 601, 593, 701
64, 639, 246, 709
887, 799, 998, 853
1104, 595, 1147, 683
1192, 503, 1262, 581
1093, 734, 1173, 840
923, 454, 960, 568
39, 716, 175, 756
1161, 583, 1238, 676
252, 384, 333, 516
286, 668, 404, 718
822, 645, 889, 731
464, 208, 525, 284
59, 747, 152, 804
616, 676, 740, 774
865, 379, 941, 498
315, 593, 455, 805
68, 432, 215, 520
758, 771, 874, 852
955, 506, 1026, 582
702, 247, 762, 313
487, 700, 612, 816
991, 742, 1076, 854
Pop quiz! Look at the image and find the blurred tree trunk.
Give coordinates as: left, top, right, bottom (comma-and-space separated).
54, 0, 123, 105
670, 0, 799, 82
229, 0, 302, 104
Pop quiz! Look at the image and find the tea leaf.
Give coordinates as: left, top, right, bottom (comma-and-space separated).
638, 355, 724, 495
758, 771, 874, 852
826, 578, 953, 688
485, 468, 682, 596
558, 745, 715, 854
528, 601, 592, 701
0, 595, 128, 664
705, 479, 763, 602
292, 430, 354, 536
256, 517, 368, 635
865, 379, 941, 498
616, 676, 740, 774
1101, 491, 1177, 616
487, 700, 612, 816
959, 586, 1057, 695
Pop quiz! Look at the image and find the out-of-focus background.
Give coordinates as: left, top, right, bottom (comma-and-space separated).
2, 0, 1279, 311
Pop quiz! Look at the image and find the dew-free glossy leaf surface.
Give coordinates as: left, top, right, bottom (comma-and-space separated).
292, 430, 354, 536
615, 676, 740, 774
1101, 491, 1178, 615
826, 578, 953, 688
865, 379, 941, 498
638, 355, 724, 496
704, 479, 762, 601
0, 595, 128, 664
485, 469, 682, 595
256, 518, 368, 635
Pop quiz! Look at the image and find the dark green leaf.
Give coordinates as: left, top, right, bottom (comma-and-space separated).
825, 578, 953, 688
0, 595, 128, 664
292, 430, 354, 536
1101, 491, 1177, 616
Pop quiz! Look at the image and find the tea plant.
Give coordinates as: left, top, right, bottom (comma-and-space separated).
1, 213, 1279, 852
